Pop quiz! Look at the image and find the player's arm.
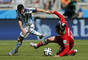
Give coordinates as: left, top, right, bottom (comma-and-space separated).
52, 11, 66, 23
18, 20, 26, 34
58, 40, 69, 57
27, 8, 51, 14
36, 8, 51, 14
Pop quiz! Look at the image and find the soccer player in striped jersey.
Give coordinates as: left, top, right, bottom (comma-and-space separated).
30, 11, 77, 57
8, 4, 51, 56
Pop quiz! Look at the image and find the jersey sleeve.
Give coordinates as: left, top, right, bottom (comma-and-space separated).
54, 11, 66, 24
59, 39, 70, 56
27, 8, 37, 13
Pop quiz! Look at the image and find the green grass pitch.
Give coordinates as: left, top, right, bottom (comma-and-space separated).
0, 40, 88, 60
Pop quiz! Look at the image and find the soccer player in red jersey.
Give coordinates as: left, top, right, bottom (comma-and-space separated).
30, 11, 77, 57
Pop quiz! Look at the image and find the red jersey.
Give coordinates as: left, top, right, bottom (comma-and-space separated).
54, 11, 74, 56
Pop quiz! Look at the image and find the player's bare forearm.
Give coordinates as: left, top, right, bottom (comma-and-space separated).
36, 8, 51, 14
18, 20, 25, 32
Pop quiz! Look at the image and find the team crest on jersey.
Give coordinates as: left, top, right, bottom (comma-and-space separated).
63, 40, 67, 44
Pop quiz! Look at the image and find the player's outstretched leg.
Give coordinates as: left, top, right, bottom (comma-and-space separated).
30, 40, 49, 49
30, 36, 56, 49
67, 49, 78, 56
8, 36, 24, 56
31, 30, 45, 39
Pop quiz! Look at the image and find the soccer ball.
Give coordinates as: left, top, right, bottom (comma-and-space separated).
43, 48, 52, 56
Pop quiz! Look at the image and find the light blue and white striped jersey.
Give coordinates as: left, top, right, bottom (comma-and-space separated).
17, 8, 37, 25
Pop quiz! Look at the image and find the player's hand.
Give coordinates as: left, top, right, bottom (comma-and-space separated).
46, 11, 51, 14
46, 10, 55, 14
22, 29, 27, 35
50, 10, 54, 14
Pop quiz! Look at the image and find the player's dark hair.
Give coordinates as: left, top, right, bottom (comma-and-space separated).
56, 23, 66, 32
17, 4, 24, 13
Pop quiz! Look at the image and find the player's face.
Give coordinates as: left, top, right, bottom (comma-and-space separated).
20, 8, 24, 14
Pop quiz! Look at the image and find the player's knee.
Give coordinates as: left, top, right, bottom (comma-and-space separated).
46, 38, 53, 43
20, 36, 24, 40
18, 36, 24, 43
47, 37, 54, 42
47, 38, 51, 41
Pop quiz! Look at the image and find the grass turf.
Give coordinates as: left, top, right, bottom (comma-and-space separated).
0, 40, 88, 60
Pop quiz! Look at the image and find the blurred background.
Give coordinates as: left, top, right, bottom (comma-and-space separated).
0, 0, 88, 40
0, 0, 88, 18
